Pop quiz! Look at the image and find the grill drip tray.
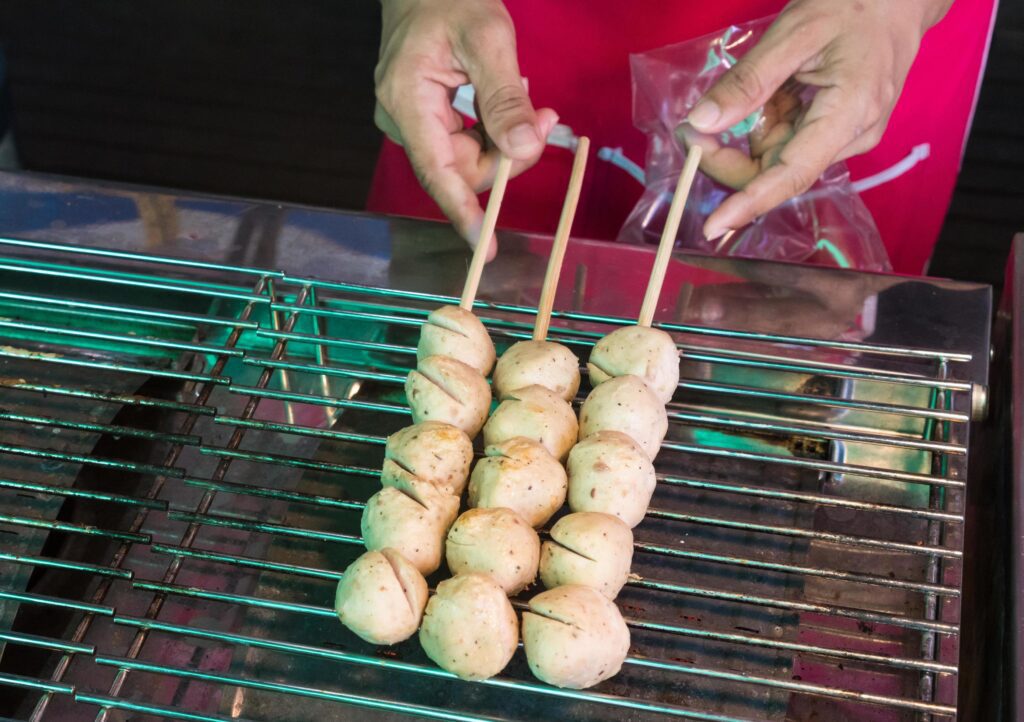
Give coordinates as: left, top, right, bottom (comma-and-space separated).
0, 235, 987, 721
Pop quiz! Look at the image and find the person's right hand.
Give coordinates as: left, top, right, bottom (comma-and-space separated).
375, 0, 558, 258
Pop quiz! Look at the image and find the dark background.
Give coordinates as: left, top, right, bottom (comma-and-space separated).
0, 0, 1020, 291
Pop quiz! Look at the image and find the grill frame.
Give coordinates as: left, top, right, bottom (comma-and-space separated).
0, 226, 989, 722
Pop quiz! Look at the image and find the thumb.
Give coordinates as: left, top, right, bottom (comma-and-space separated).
459, 25, 545, 161
688, 15, 820, 134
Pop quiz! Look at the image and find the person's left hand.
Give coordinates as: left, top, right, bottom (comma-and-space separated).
679, 0, 953, 241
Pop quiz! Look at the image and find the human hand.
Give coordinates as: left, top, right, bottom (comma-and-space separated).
375, 0, 558, 258
679, 0, 952, 241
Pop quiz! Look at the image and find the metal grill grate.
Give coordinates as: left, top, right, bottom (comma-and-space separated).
0, 235, 980, 721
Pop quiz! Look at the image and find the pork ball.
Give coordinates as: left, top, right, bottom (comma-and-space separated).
446, 508, 540, 595
539, 512, 634, 600
335, 548, 427, 645
567, 431, 657, 528
417, 304, 496, 376
492, 340, 581, 401
468, 437, 568, 528
578, 375, 668, 460
522, 585, 631, 689
381, 421, 473, 496
587, 326, 680, 404
419, 574, 519, 680
361, 486, 460, 575
483, 385, 578, 462
406, 355, 491, 437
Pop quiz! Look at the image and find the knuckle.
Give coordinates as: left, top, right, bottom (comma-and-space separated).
479, 83, 529, 120
724, 61, 768, 105
462, 12, 514, 53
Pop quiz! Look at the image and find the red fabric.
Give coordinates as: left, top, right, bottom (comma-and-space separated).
367, 0, 996, 276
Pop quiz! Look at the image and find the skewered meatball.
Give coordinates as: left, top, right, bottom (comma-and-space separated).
417, 305, 496, 376
335, 548, 427, 645
567, 431, 657, 528
539, 512, 634, 600
468, 437, 568, 528
419, 574, 519, 680
484, 385, 578, 462
361, 486, 459, 575
381, 421, 473, 497
446, 507, 541, 595
406, 355, 492, 437
522, 585, 631, 689
578, 375, 668, 460
587, 326, 680, 404
492, 340, 581, 401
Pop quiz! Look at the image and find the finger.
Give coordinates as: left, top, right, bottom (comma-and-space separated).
703, 86, 859, 239
687, 12, 826, 135
374, 102, 404, 146
678, 122, 760, 190
455, 14, 547, 162
390, 80, 488, 247
460, 109, 559, 190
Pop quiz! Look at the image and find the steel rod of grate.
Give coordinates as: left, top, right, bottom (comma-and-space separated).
0, 380, 217, 415
0, 289, 260, 329
209, 393, 966, 489
0, 513, 150, 543
147, 543, 958, 674
165, 509, 955, 634
0, 236, 287, 278
0, 411, 201, 446
0, 673, 74, 696
275, 276, 973, 362
0, 590, 114, 616
93, 657, 508, 722
92, 284, 312, 722
0, 260, 267, 302
75, 694, 258, 722
26, 275, 271, 722
0, 443, 185, 478
0, 348, 230, 384
0, 319, 246, 357
108, 601, 958, 716
0, 552, 133, 579
0, 631, 94, 655
261, 301, 972, 392
0, 478, 167, 509
242, 351, 971, 433
208, 415, 965, 523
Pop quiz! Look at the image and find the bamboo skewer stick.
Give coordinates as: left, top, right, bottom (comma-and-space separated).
636, 146, 703, 328
460, 155, 514, 311
533, 137, 590, 342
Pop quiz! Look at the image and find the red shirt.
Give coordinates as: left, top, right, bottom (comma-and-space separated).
368, 0, 996, 275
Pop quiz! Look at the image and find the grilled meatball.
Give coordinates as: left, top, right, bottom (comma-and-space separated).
484, 385, 578, 462
567, 431, 657, 528
522, 585, 630, 689
419, 574, 519, 680
381, 421, 473, 496
587, 326, 680, 404
468, 437, 568, 528
578, 375, 668, 460
361, 486, 459, 575
406, 355, 491, 437
417, 305, 496, 376
446, 507, 541, 595
335, 548, 427, 645
492, 340, 581, 401
539, 512, 634, 600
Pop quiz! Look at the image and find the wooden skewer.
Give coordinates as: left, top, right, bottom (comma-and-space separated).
636, 145, 703, 328
533, 137, 590, 341
460, 154, 514, 311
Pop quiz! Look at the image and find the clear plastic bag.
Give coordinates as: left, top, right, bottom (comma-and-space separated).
618, 17, 891, 273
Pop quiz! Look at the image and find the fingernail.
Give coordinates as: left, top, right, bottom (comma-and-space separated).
705, 226, 733, 242
508, 123, 540, 153
688, 100, 721, 132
